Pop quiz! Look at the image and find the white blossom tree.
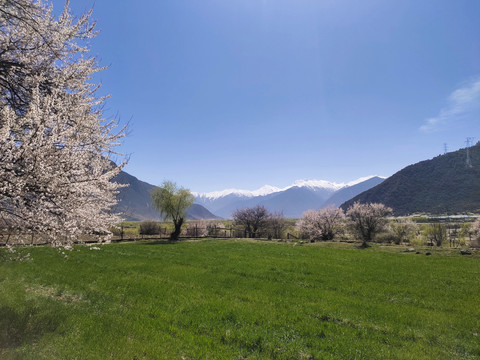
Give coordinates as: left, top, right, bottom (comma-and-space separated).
346, 202, 392, 247
296, 207, 345, 242
0, 0, 126, 245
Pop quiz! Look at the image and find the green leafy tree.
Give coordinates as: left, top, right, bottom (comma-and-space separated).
424, 223, 447, 247
151, 181, 194, 240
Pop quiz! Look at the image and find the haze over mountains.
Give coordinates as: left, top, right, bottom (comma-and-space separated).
194, 176, 385, 218
113, 143, 480, 220
113, 172, 385, 220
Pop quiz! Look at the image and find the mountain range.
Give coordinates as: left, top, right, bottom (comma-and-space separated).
113, 171, 385, 220
112, 143, 480, 220
193, 176, 385, 218
341, 143, 480, 215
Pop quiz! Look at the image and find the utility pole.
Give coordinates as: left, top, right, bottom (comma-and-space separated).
466, 137, 475, 168
443, 143, 448, 155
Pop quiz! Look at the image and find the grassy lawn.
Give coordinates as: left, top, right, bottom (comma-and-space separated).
0, 240, 479, 359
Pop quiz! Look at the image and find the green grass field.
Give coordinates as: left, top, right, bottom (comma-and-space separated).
1, 240, 479, 359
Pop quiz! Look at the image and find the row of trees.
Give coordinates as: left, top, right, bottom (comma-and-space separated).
231, 203, 392, 246
150, 184, 480, 247
297, 203, 392, 247
297, 204, 480, 247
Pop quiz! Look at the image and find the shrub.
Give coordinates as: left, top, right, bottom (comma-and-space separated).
374, 231, 394, 244
206, 222, 226, 237
139, 221, 160, 235
469, 217, 480, 247
388, 219, 418, 245
424, 223, 447, 247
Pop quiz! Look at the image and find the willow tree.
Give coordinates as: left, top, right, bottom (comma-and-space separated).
151, 181, 194, 240
0, 0, 126, 245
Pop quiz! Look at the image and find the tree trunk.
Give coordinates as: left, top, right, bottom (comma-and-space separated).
170, 218, 184, 240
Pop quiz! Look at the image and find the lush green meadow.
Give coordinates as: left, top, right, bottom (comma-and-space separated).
1, 240, 479, 359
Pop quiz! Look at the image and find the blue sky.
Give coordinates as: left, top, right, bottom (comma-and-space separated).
57, 0, 480, 192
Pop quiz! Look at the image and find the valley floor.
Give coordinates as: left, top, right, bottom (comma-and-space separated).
1, 240, 479, 359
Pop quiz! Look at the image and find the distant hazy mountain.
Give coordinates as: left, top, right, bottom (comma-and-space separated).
341, 144, 480, 215
322, 176, 385, 208
187, 204, 222, 220
194, 176, 385, 218
113, 171, 221, 221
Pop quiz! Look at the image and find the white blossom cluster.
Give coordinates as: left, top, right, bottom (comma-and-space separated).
296, 207, 345, 241
346, 202, 392, 244
0, 0, 126, 245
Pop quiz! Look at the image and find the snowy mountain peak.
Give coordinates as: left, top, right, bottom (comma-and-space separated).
345, 175, 386, 187
194, 176, 384, 200
193, 185, 282, 200
291, 179, 344, 191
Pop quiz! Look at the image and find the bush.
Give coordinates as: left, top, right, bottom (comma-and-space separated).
388, 219, 418, 245
109, 226, 122, 237
374, 231, 394, 244
139, 221, 160, 235
469, 217, 480, 248
424, 223, 447, 247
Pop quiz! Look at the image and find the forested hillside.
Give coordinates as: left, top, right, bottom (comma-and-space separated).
341, 143, 480, 215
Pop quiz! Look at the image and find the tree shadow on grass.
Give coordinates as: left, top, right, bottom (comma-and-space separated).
0, 305, 64, 350
140, 240, 181, 246
355, 242, 371, 249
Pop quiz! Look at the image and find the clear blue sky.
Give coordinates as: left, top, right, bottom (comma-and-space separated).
56, 0, 480, 192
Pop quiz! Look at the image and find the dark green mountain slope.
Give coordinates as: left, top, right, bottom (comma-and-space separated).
113, 171, 221, 221
341, 143, 480, 215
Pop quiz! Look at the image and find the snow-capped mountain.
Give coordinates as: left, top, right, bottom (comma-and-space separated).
194, 176, 385, 219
